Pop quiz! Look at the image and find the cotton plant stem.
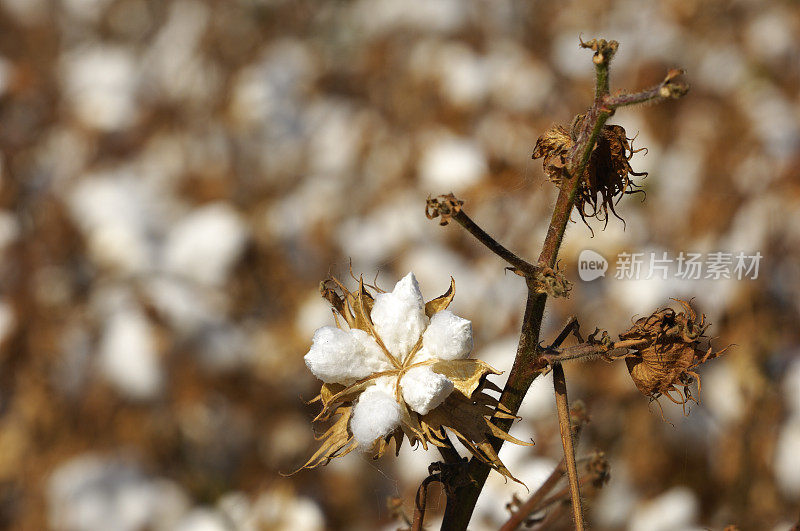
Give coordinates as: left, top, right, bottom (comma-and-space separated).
437, 39, 685, 530
441, 127, 604, 529
440, 112, 610, 531
553, 362, 584, 530
603, 70, 688, 110
436, 433, 464, 465
441, 83, 613, 531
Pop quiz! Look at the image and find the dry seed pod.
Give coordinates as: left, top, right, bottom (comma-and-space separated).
532, 122, 646, 231
620, 299, 727, 411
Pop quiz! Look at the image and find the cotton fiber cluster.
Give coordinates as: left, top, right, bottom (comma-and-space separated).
304, 272, 474, 447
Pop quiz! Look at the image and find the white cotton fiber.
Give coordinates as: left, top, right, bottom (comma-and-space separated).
400, 366, 454, 415
304, 326, 390, 385
350, 384, 402, 447
371, 273, 428, 361
349, 329, 394, 373
422, 310, 473, 360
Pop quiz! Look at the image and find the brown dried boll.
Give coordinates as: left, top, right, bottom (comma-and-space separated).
620, 299, 727, 412
532, 122, 646, 232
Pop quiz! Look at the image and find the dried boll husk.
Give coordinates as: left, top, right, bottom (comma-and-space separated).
532, 121, 646, 231
620, 299, 727, 411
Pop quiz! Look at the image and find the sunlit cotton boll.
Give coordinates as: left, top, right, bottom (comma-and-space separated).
303, 272, 481, 450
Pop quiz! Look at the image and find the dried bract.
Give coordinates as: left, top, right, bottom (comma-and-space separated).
620, 299, 727, 411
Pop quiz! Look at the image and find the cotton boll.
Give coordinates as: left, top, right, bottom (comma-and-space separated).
350, 385, 402, 447
163, 203, 248, 286
174, 509, 229, 531
304, 327, 381, 385
419, 136, 486, 193
400, 366, 454, 415
371, 273, 428, 360
628, 487, 698, 531
422, 310, 473, 361
774, 419, 800, 498
99, 306, 162, 400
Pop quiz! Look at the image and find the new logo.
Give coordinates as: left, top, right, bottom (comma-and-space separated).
578, 250, 608, 281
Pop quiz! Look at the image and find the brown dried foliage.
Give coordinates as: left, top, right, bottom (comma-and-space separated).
620, 299, 728, 411
532, 121, 646, 231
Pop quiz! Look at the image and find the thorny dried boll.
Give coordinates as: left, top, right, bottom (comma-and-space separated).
620, 299, 728, 411
295, 272, 531, 482
532, 119, 646, 231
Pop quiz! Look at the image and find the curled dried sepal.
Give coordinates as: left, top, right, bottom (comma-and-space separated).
532, 122, 646, 232
425, 194, 464, 226
297, 275, 531, 483
620, 299, 728, 411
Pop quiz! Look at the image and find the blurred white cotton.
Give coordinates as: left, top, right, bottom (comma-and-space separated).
99, 304, 162, 400
418, 135, 487, 193
163, 203, 248, 286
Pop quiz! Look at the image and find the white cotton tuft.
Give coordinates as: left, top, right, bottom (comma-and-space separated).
350, 329, 394, 372
400, 366, 454, 415
422, 310, 473, 361
304, 326, 391, 385
350, 384, 402, 447
371, 272, 428, 361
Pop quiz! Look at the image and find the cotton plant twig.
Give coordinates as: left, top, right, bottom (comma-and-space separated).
428, 37, 687, 530
542, 338, 648, 364
500, 452, 608, 530
411, 457, 471, 531
552, 363, 583, 529
499, 407, 591, 531
426, 194, 536, 275
411, 475, 438, 531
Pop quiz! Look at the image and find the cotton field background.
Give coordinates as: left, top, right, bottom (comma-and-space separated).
0, 0, 798, 529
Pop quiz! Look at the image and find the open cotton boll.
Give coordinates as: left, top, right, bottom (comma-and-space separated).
350, 384, 402, 447
400, 366, 455, 415
422, 310, 473, 361
371, 273, 428, 360
304, 326, 389, 385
